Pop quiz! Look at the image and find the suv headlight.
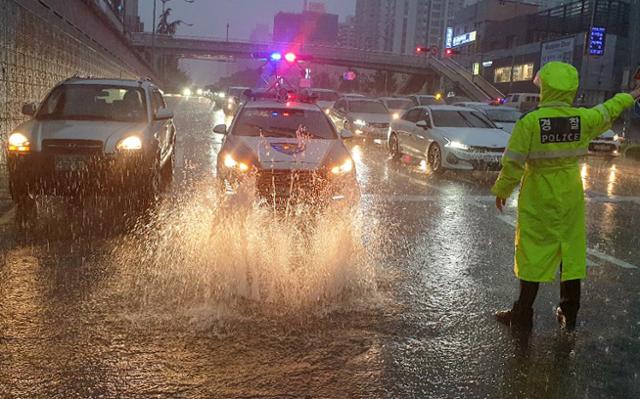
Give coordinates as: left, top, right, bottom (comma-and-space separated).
353, 119, 367, 127
117, 136, 142, 150
331, 158, 354, 175
223, 154, 250, 172
8, 132, 30, 152
445, 139, 469, 151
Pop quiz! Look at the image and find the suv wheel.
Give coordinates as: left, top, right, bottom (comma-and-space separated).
427, 143, 444, 174
161, 151, 175, 190
389, 133, 402, 160
137, 158, 162, 208
15, 195, 37, 230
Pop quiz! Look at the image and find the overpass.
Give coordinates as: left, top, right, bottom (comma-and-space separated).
130, 33, 503, 102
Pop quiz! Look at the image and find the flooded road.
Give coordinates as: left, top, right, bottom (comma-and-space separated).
1, 97, 639, 398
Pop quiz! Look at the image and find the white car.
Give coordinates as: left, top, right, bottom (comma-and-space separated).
215, 98, 358, 208
7, 77, 176, 215
307, 88, 339, 112
388, 105, 510, 173
378, 97, 414, 120
329, 97, 391, 140
454, 102, 522, 134
589, 129, 622, 155
404, 94, 446, 106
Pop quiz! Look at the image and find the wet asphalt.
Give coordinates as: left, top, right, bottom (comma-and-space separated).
0, 97, 639, 398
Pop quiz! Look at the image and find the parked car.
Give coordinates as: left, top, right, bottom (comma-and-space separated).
589, 129, 622, 155
388, 105, 510, 173
307, 88, 340, 112
503, 93, 540, 112
404, 94, 446, 106
378, 97, 414, 119
328, 97, 391, 140
454, 102, 522, 134
225, 86, 250, 116
7, 77, 176, 218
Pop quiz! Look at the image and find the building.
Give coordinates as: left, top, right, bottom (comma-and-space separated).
354, 0, 465, 55
123, 0, 143, 33
449, 0, 632, 104
338, 16, 357, 48
273, 11, 339, 45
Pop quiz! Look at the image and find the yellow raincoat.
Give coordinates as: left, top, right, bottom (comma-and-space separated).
492, 61, 634, 282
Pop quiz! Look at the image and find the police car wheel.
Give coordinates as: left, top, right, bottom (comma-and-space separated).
389, 133, 401, 160
427, 143, 444, 174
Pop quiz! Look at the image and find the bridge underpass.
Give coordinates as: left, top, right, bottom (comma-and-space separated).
130, 33, 503, 102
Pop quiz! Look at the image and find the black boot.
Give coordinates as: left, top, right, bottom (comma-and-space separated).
557, 279, 581, 331
495, 301, 534, 332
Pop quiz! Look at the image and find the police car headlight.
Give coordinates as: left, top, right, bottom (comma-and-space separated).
353, 119, 367, 127
331, 158, 354, 175
445, 140, 469, 151
8, 132, 30, 152
223, 154, 250, 172
117, 136, 142, 150
392, 113, 400, 120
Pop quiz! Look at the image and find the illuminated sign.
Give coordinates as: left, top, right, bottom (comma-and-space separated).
588, 27, 606, 56
446, 27, 453, 49
482, 60, 493, 67
452, 31, 476, 47
472, 63, 480, 75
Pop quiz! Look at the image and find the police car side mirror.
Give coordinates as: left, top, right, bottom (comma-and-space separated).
340, 129, 353, 139
213, 124, 227, 135
22, 102, 37, 116
416, 120, 430, 129
154, 108, 173, 120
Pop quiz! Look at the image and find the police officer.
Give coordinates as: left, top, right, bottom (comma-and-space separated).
492, 61, 640, 332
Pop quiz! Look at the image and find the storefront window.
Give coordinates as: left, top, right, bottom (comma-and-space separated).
494, 67, 512, 83
494, 63, 534, 83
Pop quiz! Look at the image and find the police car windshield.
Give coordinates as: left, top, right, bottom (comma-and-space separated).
36, 84, 147, 122
484, 108, 522, 123
234, 108, 337, 139
386, 99, 414, 109
349, 101, 388, 114
432, 110, 496, 128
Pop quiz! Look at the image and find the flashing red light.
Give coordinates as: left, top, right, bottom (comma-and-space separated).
284, 52, 297, 63
416, 46, 428, 53
445, 48, 459, 57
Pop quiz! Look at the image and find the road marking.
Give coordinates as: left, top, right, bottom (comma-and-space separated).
587, 248, 638, 269
0, 206, 16, 226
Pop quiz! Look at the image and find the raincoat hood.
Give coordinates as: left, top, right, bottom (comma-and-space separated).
539, 61, 579, 106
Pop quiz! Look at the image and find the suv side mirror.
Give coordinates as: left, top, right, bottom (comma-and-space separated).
340, 129, 353, 139
416, 120, 431, 129
155, 108, 174, 120
213, 124, 227, 134
22, 102, 37, 116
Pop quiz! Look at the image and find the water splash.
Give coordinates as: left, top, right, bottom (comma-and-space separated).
113, 179, 378, 318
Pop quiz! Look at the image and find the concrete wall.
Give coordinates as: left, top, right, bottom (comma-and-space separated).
0, 0, 155, 166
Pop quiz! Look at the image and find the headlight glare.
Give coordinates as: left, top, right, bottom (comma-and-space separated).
223, 154, 249, 172
392, 113, 400, 120
8, 133, 30, 152
331, 158, 354, 175
117, 136, 142, 150
613, 134, 620, 141
445, 140, 469, 150
353, 119, 367, 127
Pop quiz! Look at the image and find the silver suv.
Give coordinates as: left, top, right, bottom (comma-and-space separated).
6, 77, 176, 217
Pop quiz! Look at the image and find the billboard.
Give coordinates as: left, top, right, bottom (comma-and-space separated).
540, 37, 575, 66
588, 27, 606, 56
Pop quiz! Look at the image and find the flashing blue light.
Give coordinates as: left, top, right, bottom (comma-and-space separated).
270, 52, 282, 61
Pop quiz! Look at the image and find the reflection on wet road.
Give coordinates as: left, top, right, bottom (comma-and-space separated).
1, 98, 639, 398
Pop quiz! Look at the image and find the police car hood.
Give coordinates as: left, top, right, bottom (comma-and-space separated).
224, 135, 350, 170
436, 127, 510, 148
494, 122, 516, 134
348, 113, 391, 124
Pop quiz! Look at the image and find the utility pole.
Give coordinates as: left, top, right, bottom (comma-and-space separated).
151, 0, 157, 70
226, 23, 230, 41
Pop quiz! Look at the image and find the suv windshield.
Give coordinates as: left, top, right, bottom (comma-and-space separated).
432, 110, 496, 128
36, 84, 147, 122
484, 108, 522, 122
233, 108, 337, 139
349, 101, 388, 114
385, 99, 413, 109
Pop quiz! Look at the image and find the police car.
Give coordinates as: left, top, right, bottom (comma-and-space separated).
214, 92, 359, 208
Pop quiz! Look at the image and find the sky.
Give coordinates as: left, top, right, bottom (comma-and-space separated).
139, 0, 357, 40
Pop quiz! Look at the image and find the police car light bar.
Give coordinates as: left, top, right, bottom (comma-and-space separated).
270, 52, 282, 61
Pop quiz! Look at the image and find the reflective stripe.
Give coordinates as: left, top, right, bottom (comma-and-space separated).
594, 104, 611, 125
528, 147, 588, 160
503, 149, 527, 164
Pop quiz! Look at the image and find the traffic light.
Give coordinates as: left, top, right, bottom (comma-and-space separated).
416, 46, 428, 54
445, 48, 460, 57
